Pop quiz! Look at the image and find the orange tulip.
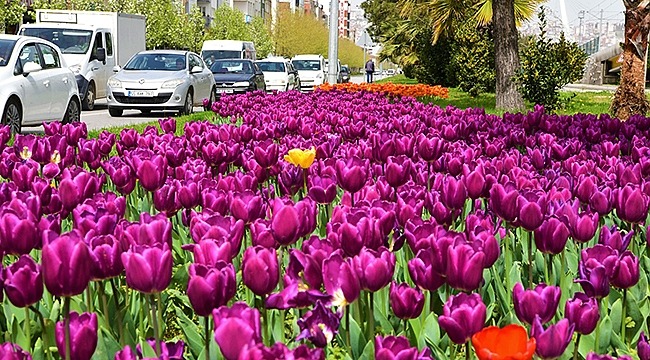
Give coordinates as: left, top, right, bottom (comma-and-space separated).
317, 82, 449, 99
472, 325, 536, 360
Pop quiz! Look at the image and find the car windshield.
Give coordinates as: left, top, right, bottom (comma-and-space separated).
292, 60, 321, 71
341, 66, 349, 73
202, 50, 241, 66
0, 39, 17, 67
124, 53, 186, 71
210, 60, 253, 74
256, 61, 285, 72
21, 28, 92, 54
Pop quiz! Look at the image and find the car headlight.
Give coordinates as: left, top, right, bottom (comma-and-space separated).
69, 64, 82, 74
161, 79, 185, 89
233, 81, 250, 87
107, 77, 122, 88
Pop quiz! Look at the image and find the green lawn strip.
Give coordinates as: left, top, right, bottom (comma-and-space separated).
87, 111, 222, 139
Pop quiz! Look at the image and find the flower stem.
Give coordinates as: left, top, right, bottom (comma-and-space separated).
24, 307, 31, 352
573, 333, 581, 360
261, 297, 270, 346
30, 306, 51, 360
86, 285, 93, 312
367, 292, 375, 341
302, 169, 308, 197
63, 296, 71, 360
594, 299, 601, 353
621, 288, 627, 343
110, 278, 124, 346
466, 341, 471, 360
99, 281, 111, 336
345, 306, 351, 355
204, 316, 210, 360
528, 231, 534, 288
148, 294, 161, 357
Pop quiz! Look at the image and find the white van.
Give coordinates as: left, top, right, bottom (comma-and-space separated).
201, 40, 256, 67
291, 54, 326, 91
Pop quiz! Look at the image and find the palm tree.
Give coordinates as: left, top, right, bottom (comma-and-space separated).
611, 1, 650, 120
398, 0, 543, 111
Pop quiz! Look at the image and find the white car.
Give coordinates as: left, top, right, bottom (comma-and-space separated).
0, 35, 81, 133
106, 50, 216, 117
256, 58, 299, 92
291, 54, 326, 91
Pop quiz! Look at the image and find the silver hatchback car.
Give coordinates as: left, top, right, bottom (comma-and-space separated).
106, 50, 216, 117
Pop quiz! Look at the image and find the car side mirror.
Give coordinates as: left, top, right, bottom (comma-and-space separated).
112, 65, 121, 73
22, 62, 42, 76
190, 66, 203, 74
95, 48, 106, 64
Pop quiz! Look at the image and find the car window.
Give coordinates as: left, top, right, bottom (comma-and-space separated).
92, 33, 103, 59
211, 60, 253, 74
19, 44, 41, 67
124, 53, 186, 71
189, 54, 202, 69
0, 39, 16, 67
105, 32, 113, 56
38, 43, 61, 69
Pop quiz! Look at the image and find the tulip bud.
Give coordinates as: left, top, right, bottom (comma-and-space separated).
438, 293, 486, 344
531, 316, 574, 359
213, 303, 262, 360
389, 282, 424, 319
55, 312, 98, 360
512, 282, 560, 325
121, 243, 172, 294
564, 292, 599, 335
445, 243, 485, 292
611, 251, 639, 289
187, 262, 236, 317
242, 246, 279, 296
352, 247, 395, 292
375, 335, 433, 360
0, 343, 32, 359
42, 230, 92, 297
3, 255, 43, 308
534, 218, 570, 255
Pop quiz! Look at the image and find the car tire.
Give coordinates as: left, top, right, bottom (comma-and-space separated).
180, 90, 193, 116
63, 97, 80, 124
82, 81, 95, 111
1, 98, 22, 134
108, 107, 123, 117
204, 87, 216, 111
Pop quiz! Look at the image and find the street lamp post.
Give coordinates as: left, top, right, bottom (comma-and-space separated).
327, 0, 339, 84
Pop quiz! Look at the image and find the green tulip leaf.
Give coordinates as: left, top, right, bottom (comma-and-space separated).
174, 305, 204, 357
598, 315, 613, 353
609, 298, 622, 334
358, 339, 375, 360
423, 312, 440, 345
349, 316, 366, 359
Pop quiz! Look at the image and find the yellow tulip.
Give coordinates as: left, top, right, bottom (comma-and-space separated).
284, 147, 316, 169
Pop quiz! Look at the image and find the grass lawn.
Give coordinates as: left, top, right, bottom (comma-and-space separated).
87, 111, 224, 138
378, 75, 614, 116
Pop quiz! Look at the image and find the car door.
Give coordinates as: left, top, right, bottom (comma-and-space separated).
15, 43, 51, 123
285, 62, 295, 89
252, 62, 264, 90
190, 53, 210, 101
90, 32, 107, 98
37, 42, 71, 121
101, 32, 116, 98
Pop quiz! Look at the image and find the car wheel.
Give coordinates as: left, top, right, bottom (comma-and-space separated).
1, 99, 22, 134
108, 107, 123, 117
204, 87, 216, 111
180, 91, 193, 116
82, 82, 95, 111
63, 98, 80, 124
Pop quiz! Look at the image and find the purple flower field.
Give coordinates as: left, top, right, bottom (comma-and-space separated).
0, 89, 649, 359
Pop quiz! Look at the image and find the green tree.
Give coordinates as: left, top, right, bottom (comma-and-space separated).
515, 10, 587, 112
204, 5, 249, 41
248, 17, 273, 58
450, 19, 495, 96
1, 0, 26, 33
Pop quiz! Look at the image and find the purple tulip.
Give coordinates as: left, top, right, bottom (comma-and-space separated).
189, 211, 244, 257
389, 282, 424, 319
438, 293, 486, 344
615, 185, 649, 224
0, 343, 32, 359
0, 201, 39, 255
158, 117, 177, 134
182, 240, 233, 267
335, 157, 369, 195
585, 353, 632, 360
187, 262, 236, 317
238, 342, 324, 360
531, 316, 575, 359
253, 139, 279, 168
296, 301, 341, 348
132, 152, 167, 192
375, 335, 433, 360
518, 195, 544, 231
87, 234, 124, 280
408, 248, 445, 292
638, 332, 650, 360
512, 282, 561, 325
102, 157, 135, 195
117, 213, 172, 248
55, 312, 98, 360
534, 218, 570, 255
213, 302, 262, 360
445, 242, 485, 292
441, 176, 467, 210
416, 135, 446, 162
611, 251, 639, 289
121, 243, 172, 294
230, 191, 265, 223
598, 225, 633, 252
463, 165, 486, 199
352, 247, 395, 292
564, 292, 599, 335
385, 155, 412, 188
3, 255, 43, 308
270, 202, 301, 246
323, 251, 360, 307
308, 175, 338, 204
153, 178, 181, 216
42, 230, 92, 297
136, 339, 185, 359
242, 246, 279, 296
489, 184, 519, 222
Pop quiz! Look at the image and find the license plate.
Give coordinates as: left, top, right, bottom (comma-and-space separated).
126, 90, 155, 97
216, 89, 234, 94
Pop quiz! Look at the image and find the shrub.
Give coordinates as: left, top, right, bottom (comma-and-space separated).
450, 19, 495, 97
515, 9, 588, 111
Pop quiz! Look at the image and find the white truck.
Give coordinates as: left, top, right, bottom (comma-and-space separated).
20, 10, 146, 110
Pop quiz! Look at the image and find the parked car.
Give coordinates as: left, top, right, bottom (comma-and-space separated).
106, 50, 216, 117
201, 40, 256, 67
386, 69, 396, 76
291, 54, 326, 91
210, 59, 265, 96
340, 65, 350, 83
0, 34, 81, 133
256, 57, 299, 92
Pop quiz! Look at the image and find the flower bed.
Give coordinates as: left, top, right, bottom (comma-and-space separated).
0, 90, 648, 360
317, 82, 449, 99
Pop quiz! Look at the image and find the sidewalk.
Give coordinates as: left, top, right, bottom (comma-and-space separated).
562, 83, 618, 92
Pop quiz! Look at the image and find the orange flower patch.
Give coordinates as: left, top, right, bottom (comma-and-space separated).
318, 82, 449, 99
472, 325, 536, 360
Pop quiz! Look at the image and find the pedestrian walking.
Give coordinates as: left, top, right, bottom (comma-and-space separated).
365, 59, 375, 83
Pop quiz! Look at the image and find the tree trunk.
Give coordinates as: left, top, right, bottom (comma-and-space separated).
611, 2, 650, 120
492, 0, 524, 111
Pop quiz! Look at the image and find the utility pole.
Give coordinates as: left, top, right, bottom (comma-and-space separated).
327, 0, 339, 84
578, 10, 585, 43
